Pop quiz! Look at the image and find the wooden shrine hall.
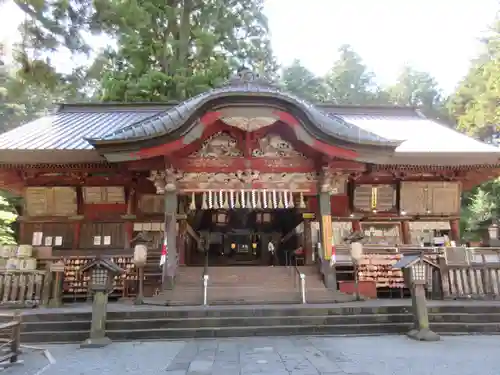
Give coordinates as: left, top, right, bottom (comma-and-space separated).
0, 68, 499, 304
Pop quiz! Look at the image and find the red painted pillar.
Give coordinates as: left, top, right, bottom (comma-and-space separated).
450, 219, 460, 244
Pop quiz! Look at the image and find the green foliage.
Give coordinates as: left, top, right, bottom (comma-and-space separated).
280, 60, 328, 103
449, 18, 500, 136
324, 45, 379, 105
96, 0, 278, 101
0, 191, 18, 245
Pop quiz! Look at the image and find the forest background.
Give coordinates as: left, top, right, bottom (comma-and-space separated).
0, 0, 499, 243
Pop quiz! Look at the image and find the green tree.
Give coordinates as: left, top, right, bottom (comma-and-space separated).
280, 59, 328, 102
449, 18, 500, 136
96, 0, 278, 101
323, 44, 378, 105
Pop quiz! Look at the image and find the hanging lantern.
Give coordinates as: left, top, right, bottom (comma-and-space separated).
267, 191, 274, 209
230, 190, 235, 209
222, 191, 229, 209
255, 190, 262, 209
278, 191, 284, 209
201, 192, 208, 210
299, 193, 306, 209
189, 192, 196, 211
272, 190, 277, 209
240, 190, 245, 208
288, 191, 295, 209
235, 190, 241, 208
246, 191, 252, 208
208, 190, 213, 209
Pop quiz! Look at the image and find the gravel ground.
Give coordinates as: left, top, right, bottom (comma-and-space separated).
3, 335, 499, 375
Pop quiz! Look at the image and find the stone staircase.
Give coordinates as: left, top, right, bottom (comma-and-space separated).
148, 266, 205, 306
17, 302, 500, 343
299, 266, 357, 303
206, 266, 300, 305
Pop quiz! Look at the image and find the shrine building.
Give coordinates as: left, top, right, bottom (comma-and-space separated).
0, 69, 499, 303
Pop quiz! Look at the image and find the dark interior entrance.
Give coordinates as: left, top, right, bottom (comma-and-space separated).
186, 208, 303, 266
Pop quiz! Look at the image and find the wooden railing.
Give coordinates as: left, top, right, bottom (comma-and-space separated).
0, 312, 21, 367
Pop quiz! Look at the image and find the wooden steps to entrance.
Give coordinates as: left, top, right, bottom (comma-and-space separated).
145, 265, 358, 306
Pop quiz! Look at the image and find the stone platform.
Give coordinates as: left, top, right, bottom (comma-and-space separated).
6, 299, 500, 344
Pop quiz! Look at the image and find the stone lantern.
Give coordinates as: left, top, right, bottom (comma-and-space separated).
80, 257, 124, 348
349, 242, 364, 300
393, 254, 440, 342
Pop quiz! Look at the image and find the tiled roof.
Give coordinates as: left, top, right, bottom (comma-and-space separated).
92, 84, 396, 147
0, 104, 170, 150
339, 114, 500, 153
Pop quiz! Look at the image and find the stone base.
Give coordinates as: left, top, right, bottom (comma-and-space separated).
133, 296, 144, 305
80, 336, 112, 348
48, 298, 62, 308
407, 328, 441, 342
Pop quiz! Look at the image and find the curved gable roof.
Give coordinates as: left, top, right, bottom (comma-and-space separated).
87, 79, 399, 149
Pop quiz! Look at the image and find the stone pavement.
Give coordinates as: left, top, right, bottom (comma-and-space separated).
4, 335, 499, 375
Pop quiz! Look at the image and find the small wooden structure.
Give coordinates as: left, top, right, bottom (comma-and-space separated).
0, 312, 21, 366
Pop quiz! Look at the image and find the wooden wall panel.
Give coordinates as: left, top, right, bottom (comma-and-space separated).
21, 222, 74, 249
400, 182, 460, 215
79, 222, 125, 248
83, 186, 125, 204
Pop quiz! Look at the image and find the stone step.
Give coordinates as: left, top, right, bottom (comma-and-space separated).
17, 319, 500, 343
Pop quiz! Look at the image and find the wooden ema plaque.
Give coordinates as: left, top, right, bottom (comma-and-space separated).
25, 187, 77, 216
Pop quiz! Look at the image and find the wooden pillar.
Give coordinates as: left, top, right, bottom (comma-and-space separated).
73, 186, 84, 249
303, 218, 313, 265
124, 188, 135, 249
449, 219, 460, 244
352, 220, 361, 232
401, 221, 411, 244
178, 197, 187, 266
319, 190, 336, 289
163, 188, 178, 290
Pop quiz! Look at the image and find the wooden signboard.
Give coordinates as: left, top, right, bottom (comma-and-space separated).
83, 186, 125, 204
25, 187, 77, 216
353, 184, 396, 212
400, 182, 460, 215
138, 194, 165, 214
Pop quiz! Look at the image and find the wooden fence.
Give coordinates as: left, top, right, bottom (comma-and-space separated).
0, 312, 21, 367
0, 270, 51, 307
441, 247, 500, 300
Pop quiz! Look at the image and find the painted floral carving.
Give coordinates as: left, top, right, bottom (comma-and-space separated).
189, 132, 242, 158
252, 134, 307, 158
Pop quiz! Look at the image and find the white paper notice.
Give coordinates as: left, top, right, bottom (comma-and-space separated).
32, 232, 43, 246
103, 236, 111, 245
44, 236, 53, 246
54, 236, 63, 246
93, 236, 102, 246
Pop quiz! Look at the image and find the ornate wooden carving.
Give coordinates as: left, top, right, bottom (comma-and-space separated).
188, 131, 243, 158
360, 222, 401, 245
353, 184, 396, 212
176, 171, 317, 192
319, 167, 347, 195
252, 134, 307, 159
